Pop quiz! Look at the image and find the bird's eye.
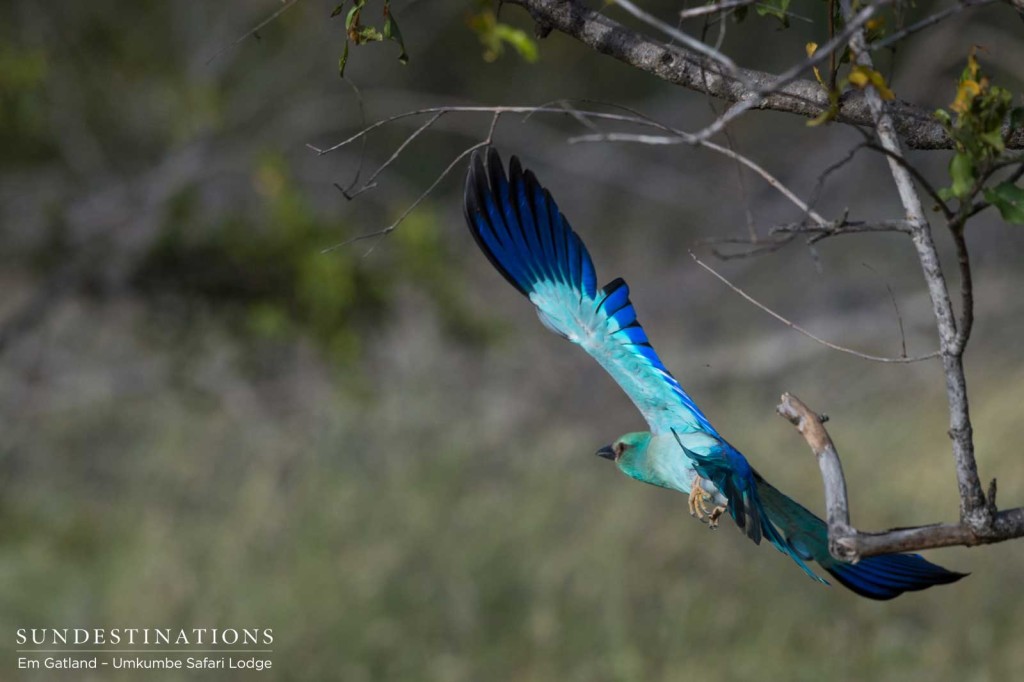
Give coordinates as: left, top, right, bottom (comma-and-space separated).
614, 442, 625, 457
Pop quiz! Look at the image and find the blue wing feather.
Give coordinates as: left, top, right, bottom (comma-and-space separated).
464, 148, 710, 433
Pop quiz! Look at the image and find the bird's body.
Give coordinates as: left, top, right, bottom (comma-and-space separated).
612, 431, 719, 501
462, 147, 966, 600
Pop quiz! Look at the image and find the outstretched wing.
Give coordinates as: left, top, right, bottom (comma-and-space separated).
463, 147, 713, 435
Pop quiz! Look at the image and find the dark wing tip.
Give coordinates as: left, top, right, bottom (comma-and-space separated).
463, 146, 529, 296
485, 146, 509, 197
508, 155, 524, 183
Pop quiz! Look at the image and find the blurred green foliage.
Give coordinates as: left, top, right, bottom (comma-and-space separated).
136, 152, 491, 363
0, 46, 52, 165
138, 152, 383, 363
467, 1, 539, 63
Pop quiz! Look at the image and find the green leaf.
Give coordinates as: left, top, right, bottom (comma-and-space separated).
754, 0, 791, 26
330, 3, 345, 18
949, 152, 975, 198
383, 6, 409, 65
979, 129, 1005, 153
984, 182, 1024, 224
345, 4, 362, 30
338, 40, 350, 77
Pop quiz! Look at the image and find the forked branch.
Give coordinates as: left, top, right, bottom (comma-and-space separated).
777, 393, 1024, 560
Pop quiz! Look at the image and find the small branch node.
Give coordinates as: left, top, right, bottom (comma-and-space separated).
831, 535, 861, 563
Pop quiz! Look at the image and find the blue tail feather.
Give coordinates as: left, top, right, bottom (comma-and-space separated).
827, 554, 967, 601
755, 474, 967, 599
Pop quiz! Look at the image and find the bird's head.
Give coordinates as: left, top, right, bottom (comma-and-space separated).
596, 431, 652, 477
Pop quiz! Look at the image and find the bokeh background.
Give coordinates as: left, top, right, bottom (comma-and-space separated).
2, 1, 1023, 680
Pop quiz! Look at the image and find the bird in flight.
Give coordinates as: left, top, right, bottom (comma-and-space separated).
462, 147, 966, 600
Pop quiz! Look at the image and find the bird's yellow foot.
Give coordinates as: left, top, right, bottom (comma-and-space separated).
688, 476, 713, 521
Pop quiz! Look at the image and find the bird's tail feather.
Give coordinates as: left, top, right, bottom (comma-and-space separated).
825, 552, 967, 600
755, 475, 967, 600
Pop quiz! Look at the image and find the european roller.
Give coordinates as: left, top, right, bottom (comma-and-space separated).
462, 147, 966, 600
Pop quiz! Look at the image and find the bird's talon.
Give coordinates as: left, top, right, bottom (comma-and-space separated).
688, 476, 712, 521
692, 481, 708, 518
707, 505, 728, 529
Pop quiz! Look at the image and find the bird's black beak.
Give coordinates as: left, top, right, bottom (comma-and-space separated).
595, 444, 616, 461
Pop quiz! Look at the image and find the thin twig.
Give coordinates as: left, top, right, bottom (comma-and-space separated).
689, 252, 940, 363
308, 106, 663, 156
950, 227, 974, 354
806, 145, 866, 215
206, 0, 301, 65
322, 113, 502, 255
611, 0, 741, 75
343, 111, 445, 201
569, 132, 829, 226
316, 102, 831, 229
862, 262, 909, 358
871, 0, 998, 51
679, 0, 757, 20
770, 219, 913, 243
688, 1, 888, 143
859, 139, 954, 219
335, 78, 370, 199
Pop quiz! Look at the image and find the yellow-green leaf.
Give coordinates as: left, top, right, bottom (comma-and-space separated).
805, 42, 823, 86
848, 65, 894, 100
949, 152, 975, 198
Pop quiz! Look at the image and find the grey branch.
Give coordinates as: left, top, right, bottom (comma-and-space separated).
610, 0, 740, 74
505, 0, 1024, 150
770, 218, 913, 244
840, 0, 990, 532
777, 393, 1024, 560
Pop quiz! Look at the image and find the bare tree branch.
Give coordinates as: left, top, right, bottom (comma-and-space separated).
678, 0, 757, 20
322, 113, 502, 255
690, 253, 940, 363
950, 227, 974, 354
840, 0, 990, 531
206, 0, 301, 65
314, 103, 832, 232
568, 131, 829, 226
610, 0, 740, 74
777, 393, 1024, 560
870, 0, 998, 51
686, 1, 885, 144
775, 393, 852, 557
504, 0, 1024, 149
770, 218, 912, 244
